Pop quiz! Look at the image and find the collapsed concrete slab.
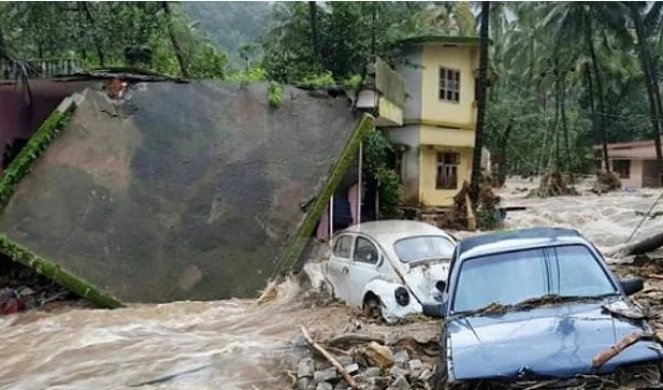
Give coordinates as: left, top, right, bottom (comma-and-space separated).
0, 81, 373, 304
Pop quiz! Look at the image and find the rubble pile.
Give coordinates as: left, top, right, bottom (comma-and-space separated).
528, 171, 579, 198
592, 170, 622, 194
293, 333, 437, 390
0, 255, 82, 315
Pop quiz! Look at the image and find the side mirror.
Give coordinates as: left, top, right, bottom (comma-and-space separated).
620, 277, 644, 296
423, 302, 447, 319
435, 280, 446, 293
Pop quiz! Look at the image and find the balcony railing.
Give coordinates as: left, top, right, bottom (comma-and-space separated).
1, 58, 84, 80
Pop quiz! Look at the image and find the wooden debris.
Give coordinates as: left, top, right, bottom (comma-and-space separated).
591, 332, 660, 370
608, 231, 663, 258
300, 326, 360, 389
327, 333, 386, 348
529, 171, 579, 198
592, 170, 622, 194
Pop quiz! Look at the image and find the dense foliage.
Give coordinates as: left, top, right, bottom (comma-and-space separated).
3, 1, 663, 181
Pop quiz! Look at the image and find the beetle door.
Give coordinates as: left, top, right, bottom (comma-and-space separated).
326, 234, 354, 302
347, 236, 383, 306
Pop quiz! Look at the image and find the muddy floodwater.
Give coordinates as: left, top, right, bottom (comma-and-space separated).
1, 177, 662, 389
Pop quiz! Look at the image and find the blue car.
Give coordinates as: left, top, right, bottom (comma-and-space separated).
423, 227, 663, 389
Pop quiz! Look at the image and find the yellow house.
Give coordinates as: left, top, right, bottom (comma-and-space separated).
385, 36, 481, 207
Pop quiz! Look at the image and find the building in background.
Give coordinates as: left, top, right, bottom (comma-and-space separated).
594, 139, 663, 188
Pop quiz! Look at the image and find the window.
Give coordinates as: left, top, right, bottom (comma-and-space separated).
436, 152, 459, 190
612, 160, 630, 179
394, 236, 455, 263
333, 235, 352, 258
439, 68, 460, 103
451, 245, 617, 313
353, 237, 379, 264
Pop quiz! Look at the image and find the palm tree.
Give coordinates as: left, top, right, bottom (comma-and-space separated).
627, 2, 663, 184
470, 1, 490, 206
161, 2, 190, 77
308, 1, 319, 66
544, 2, 621, 172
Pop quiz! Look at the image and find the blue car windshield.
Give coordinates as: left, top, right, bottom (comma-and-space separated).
452, 244, 617, 313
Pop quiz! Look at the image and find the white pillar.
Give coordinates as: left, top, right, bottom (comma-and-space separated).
357, 142, 363, 225
329, 194, 334, 239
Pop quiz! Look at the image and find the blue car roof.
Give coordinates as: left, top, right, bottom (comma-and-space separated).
457, 227, 586, 260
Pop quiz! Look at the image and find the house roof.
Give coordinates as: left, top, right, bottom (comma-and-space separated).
395, 35, 486, 47
593, 137, 661, 150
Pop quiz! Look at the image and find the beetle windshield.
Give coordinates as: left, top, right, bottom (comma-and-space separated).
394, 236, 455, 263
452, 245, 618, 313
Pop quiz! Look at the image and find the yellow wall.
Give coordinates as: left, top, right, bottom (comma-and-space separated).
420, 44, 477, 129
419, 144, 473, 207
420, 125, 475, 148
376, 96, 403, 127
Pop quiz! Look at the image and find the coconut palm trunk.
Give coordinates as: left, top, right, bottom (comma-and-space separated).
470, 1, 490, 206
630, 3, 663, 184
161, 2, 190, 78
584, 13, 610, 172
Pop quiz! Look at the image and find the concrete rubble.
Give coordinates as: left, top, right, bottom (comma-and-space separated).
294, 332, 438, 390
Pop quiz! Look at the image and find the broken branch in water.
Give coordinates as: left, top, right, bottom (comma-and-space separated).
607, 231, 663, 258
300, 325, 359, 389
591, 332, 661, 370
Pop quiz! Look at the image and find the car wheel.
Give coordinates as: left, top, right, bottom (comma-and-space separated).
363, 294, 383, 319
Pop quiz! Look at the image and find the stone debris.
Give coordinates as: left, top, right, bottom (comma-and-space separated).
314, 367, 338, 383
387, 375, 409, 390
294, 333, 436, 390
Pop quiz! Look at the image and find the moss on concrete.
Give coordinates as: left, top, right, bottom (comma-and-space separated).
0, 94, 123, 308
0, 234, 122, 308
278, 114, 375, 272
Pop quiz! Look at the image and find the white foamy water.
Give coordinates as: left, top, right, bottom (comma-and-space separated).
1, 177, 661, 389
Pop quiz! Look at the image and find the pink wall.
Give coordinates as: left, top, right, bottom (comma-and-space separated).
316, 183, 360, 241
0, 80, 94, 174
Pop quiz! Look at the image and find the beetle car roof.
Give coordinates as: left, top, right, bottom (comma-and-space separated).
341, 220, 451, 242
458, 227, 585, 260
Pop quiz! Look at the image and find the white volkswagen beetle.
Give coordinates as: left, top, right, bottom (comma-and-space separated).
323, 220, 457, 322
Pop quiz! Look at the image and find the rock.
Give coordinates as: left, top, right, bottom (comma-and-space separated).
316, 382, 333, 390
298, 358, 315, 378
292, 334, 308, 348
408, 359, 423, 372
393, 350, 410, 366
387, 375, 410, 390
297, 377, 312, 390
418, 369, 433, 382
314, 368, 337, 383
344, 363, 359, 375
363, 342, 394, 370
336, 355, 355, 367
363, 367, 382, 378
389, 365, 408, 378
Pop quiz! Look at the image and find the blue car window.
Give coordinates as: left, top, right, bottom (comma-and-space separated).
549, 245, 616, 297
453, 248, 548, 313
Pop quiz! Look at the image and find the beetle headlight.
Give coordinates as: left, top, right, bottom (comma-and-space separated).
395, 287, 410, 306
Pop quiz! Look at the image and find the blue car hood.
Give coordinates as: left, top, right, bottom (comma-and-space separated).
447, 301, 662, 381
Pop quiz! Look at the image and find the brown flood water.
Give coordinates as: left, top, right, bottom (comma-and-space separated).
1, 178, 662, 389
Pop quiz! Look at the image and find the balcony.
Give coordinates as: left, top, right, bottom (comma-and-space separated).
355, 57, 404, 127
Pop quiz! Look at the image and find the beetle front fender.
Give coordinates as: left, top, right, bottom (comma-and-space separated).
364, 279, 422, 322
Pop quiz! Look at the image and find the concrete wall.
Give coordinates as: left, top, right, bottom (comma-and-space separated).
419, 145, 473, 207
395, 46, 423, 122
0, 80, 95, 173
420, 44, 477, 129
643, 159, 661, 188
387, 125, 420, 205
420, 125, 475, 148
